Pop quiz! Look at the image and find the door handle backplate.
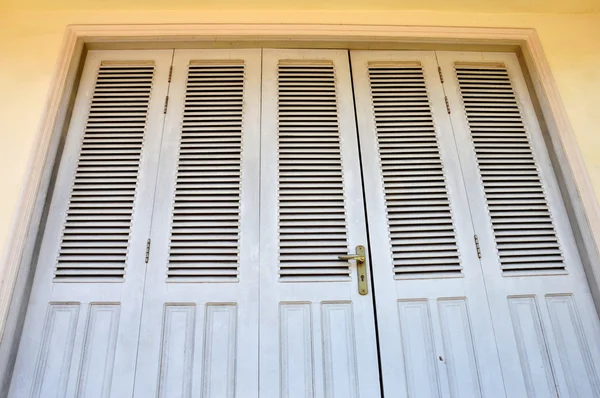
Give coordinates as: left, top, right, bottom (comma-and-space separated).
339, 245, 368, 295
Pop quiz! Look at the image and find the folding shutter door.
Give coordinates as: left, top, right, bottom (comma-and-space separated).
13, 46, 600, 398
132, 49, 262, 398
351, 51, 505, 398
9, 50, 173, 398
259, 49, 381, 398
439, 51, 600, 397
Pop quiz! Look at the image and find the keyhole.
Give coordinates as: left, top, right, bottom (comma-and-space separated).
361, 275, 365, 281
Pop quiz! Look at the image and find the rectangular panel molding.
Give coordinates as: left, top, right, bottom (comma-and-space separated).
437, 299, 482, 398
507, 296, 557, 398
321, 302, 359, 398
397, 300, 441, 398
546, 295, 600, 397
77, 304, 121, 398
279, 303, 315, 398
158, 305, 196, 398
201, 304, 237, 398
32, 304, 80, 398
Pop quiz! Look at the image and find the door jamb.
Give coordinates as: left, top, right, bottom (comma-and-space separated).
2, 23, 600, 393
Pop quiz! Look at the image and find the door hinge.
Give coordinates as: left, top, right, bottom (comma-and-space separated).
444, 96, 451, 114
163, 96, 169, 114
145, 238, 151, 263
474, 235, 481, 259
438, 66, 444, 83
168, 65, 173, 83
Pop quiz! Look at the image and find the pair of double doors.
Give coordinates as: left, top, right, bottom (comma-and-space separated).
11, 48, 600, 398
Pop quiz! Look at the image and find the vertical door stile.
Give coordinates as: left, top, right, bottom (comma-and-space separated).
438, 50, 600, 397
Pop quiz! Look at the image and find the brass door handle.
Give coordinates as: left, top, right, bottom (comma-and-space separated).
338, 254, 365, 262
338, 245, 368, 295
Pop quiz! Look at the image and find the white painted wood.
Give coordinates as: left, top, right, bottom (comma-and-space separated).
7, 34, 600, 392
350, 50, 506, 398
8, 50, 174, 397
438, 51, 600, 397
132, 49, 261, 398
259, 49, 381, 398
7, 44, 600, 398
157, 305, 196, 398
76, 304, 121, 397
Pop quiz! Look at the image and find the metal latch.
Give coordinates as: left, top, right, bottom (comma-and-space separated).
145, 239, 151, 263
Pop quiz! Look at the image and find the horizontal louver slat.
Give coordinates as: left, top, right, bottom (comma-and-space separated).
55, 62, 155, 281
368, 63, 462, 278
455, 64, 565, 275
277, 61, 350, 281
167, 61, 244, 282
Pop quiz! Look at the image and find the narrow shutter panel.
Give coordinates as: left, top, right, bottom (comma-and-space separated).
277, 60, 350, 281
367, 62, 461, 278
167, 61, 244, 281
454, 63, 564, 274
56, 61, 155, 281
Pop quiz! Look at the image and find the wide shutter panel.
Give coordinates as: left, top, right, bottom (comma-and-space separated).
167, 60, 245, 281
454, 63, 564, 275
56, 61, 155, 281
367, 62, 461, 278
277, 60, 350, 281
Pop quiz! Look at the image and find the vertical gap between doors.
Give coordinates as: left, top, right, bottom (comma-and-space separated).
131, 49, 177, 396
432, 51, 508, 397
347, 50, 386, 397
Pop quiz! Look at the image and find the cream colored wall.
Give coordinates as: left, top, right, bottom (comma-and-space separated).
1, 9, 600, 260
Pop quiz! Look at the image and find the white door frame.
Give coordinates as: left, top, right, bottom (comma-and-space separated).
2, 23, 600, 394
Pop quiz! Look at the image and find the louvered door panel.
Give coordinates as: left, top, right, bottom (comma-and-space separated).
133, 50, 262, 398
352, 51, 508, 397
277, 60, 350, 281
453, 63, 564, 275
9, 50, 173, 398
440, 51, 600, 398
260, 49, 381, 398
367, 62, 461, 278
56, 61, 155, 281
167, 61, 244, 281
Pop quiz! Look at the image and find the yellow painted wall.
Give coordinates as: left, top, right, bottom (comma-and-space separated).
1, 9, 600, 260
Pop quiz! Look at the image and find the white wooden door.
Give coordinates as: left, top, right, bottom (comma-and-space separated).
351, 50, 506, 398
259, 49, 381, 398
9, 50, 173, 398
439, 51, 600, 397
132, 49, 262, 398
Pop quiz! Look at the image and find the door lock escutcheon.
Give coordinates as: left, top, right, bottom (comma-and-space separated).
339, 245, 368, 295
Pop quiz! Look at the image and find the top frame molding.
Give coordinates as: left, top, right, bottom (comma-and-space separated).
2, 23, 600, 340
